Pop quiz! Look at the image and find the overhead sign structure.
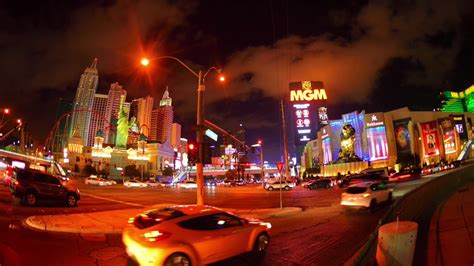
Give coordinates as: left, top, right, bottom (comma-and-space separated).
205, 129, 218, 142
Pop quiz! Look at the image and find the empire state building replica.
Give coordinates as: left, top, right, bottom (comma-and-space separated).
70, 58, 99, 145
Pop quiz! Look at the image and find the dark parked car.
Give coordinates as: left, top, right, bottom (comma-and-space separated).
308, 179, 334, 189
10, 168, 80, 207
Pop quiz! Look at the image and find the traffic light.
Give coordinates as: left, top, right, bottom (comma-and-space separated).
188, 142, 198, 166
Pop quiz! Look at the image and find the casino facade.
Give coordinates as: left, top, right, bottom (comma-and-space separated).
301, 106, 474, 176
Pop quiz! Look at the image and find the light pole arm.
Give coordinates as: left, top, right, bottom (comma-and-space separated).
203, 66, 220, 80
156, 56, 199, 78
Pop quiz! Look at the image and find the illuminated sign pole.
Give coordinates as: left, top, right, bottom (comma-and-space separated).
288, 81, 328, 174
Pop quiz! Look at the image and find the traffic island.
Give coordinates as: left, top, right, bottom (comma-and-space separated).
23, 205, 303, 234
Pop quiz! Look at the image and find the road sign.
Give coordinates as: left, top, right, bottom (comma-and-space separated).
276, 162, 284, 174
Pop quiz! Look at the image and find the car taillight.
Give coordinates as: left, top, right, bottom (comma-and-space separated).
143, 230, 171, 242
14, 181, 19, 186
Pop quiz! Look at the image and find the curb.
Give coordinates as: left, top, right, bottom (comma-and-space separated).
23, 215, 123, 235
22, 206, 303, 235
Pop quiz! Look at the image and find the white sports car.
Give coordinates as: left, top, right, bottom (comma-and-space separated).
124, 180, 148, 188
340, 182, 393, 210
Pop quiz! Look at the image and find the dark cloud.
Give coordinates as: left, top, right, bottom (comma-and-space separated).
221, 0, 470, 108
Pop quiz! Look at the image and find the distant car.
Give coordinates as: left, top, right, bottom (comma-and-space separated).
58, 175, 70, 182
124, 179, 148, 188
146, 180, 162, 188
10, 168, 80, 207
340, 182, 392, 211
206, 180, 217, 186
85, 175, 110, 186
223, 180, 236, 186
123, 205, 271, 266
301, 179, 317, 188
308, 179, 334, 190
422, 165, 441, 175
179, 180, 198, 189
388, 171, 421, 182
264, 180, 295, 191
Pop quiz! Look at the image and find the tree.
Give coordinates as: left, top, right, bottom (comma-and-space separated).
162, 166, 173, 177
97, 169, 109, 178
74, 164, 80, 173
225, 169, 238, 180
82, 164, 97, 177
124, 164, 140, 178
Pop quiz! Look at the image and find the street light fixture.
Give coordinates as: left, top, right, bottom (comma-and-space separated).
140, 56, 224, 206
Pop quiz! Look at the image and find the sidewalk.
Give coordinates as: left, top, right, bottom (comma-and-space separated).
24, 204, 301, 234
428, 181, 474, 265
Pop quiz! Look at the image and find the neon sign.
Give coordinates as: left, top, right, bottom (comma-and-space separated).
290, 89, 327, 102
289, 81, 328, 103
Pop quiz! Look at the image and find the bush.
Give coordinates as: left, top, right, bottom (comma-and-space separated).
82, 164, 97, 177
225, 169, 238, 180
162, 167, 173, 177
124, 164, 140, 178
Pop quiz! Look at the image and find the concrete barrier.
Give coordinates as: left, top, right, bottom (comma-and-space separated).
376, 221, 417, 266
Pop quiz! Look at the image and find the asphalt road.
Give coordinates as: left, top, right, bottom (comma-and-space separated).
0, 178, 413, 266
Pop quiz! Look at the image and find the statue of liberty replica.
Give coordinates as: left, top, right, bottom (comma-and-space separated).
110, 95, 136, 180
115, 95, 136, 149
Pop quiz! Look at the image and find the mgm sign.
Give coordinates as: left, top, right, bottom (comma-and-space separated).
289, 81, 328, 146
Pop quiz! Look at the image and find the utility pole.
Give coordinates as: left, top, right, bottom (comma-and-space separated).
280, 99, 290, 180
259, 141, 264, 180
196, 70, 205, 206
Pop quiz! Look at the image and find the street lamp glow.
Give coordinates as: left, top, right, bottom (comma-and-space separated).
140, 57, 150, 66
219, 75, 225, 82
16, 119, 21, 124
4, 108, 9, 114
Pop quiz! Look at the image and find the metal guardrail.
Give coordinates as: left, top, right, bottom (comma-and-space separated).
350, 163, 474, 265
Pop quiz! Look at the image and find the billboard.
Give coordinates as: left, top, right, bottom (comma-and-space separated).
421, 121, 440, 156
293, 103, 316, 145
318, 107, 328, 126
393, 118, 412, 163
438, 117, 456, 155
365, 113, 388, 161
451, 115, 468, 142
289, 81, 326, 147
289, 81, 327, 103
364, 113, 385, 128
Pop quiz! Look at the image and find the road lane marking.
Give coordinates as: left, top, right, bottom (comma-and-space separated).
80, 192, 144, 207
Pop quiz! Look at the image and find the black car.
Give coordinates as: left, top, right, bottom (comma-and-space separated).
10, 168, 80, 207
308, 179, 333, 189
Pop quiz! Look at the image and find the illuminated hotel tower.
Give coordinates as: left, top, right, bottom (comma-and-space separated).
104, 82, 127, 144
150, 87, 173, 144
87, 93, 108, 147
131, 96, 154, 137
70, 58, 99, 145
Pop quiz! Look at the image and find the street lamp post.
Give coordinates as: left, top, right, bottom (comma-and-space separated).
141, 56, 223, 206
258, 140, 264, 181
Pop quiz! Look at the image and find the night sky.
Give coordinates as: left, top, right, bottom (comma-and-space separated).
1, 0, 474, 163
